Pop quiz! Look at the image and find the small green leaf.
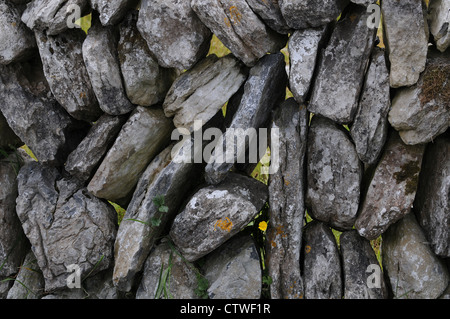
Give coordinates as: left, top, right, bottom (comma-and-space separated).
159, 205, 169, 213
150, 217, 162, 227
152, 195, 165, 207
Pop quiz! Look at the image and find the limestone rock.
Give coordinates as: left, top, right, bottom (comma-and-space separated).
414, 133, 450, 257
350, 48, 391, 165
266, 98, 308, 299
388, 48, 450, 145
306, 116, 362, 231
88, 107, 173, 204
137, 0, 211, 70
308, 4, 376, 124
170, 173, 268, 262
0, 0, 36, 65
82, 17, 134, 115
191, 0, 286, 67
382, 0, 429, 87
163, 54, 248, 132
89, 0, 137, 26
355, 131, 425, 240
245, 0, 290, 34
202, 235, 261, 299
303, 221, 342, 299
428, 0, 450, 52
382, 213, 449, 299
118, 11, 177, 107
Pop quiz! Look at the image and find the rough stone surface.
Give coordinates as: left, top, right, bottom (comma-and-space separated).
202, 235, 261, 299
170, 173, 268, 262
163, 54, 248, 132
137, 0, 212, 70
414, 133, 450, 257
279, 0, 349, 29
428, 0, 450, 52
205, 53, 287, 185
306, 116, 362, 231
388, 48, 450, 145
382, 0, 429, 87
118, 11, 177, 107
16, 162, 118, 292
89, 0, 137, 26
0, 0, 36, 65
266, 98, 308, 299
245, 0, 290, 34
382, 213, 449, 299
88, 107, 173, 204
355, 131, 425, 240
35, 29, 102, 122
82, 18, 134, 115
340, 230, 388, 299
303, 221, 342, 299
350, 48, 391, 165
308, 4, 376, 124
191, 0, 287, 67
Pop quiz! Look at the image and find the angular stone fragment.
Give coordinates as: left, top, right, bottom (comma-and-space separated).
303, 221, 342, 299
388, 48, 450, 145
414, 133, 450, 257
350, 48, 390, 165
65, 114, 127, 182
382, 213, 449, 299
35, 29, 102, 122
137, 0, 211, 70
21, 0, 89, 35
308, 4, 376, 124
245, 0, 290, 34
205, 53, 287, 185
279, 0, 349, 29
118, 11, 177, 107
136, 240, 199, 299
82, 18, 134, 115
355, 131, 425, 240
266, 98, 308, 299
382, 0, 429, 87
340, 230, 388, 299
90, 0, 138, 26
163, 54, 248, 132
88, 107, 173, 204
288, 26, 329, 104
170, 173, 268, 262
428, 0, 450, 52
191, 0, 286, 67
306, 116, 362, 231
16, 162, 117, 292
202, 235, 261, 299
0, 0, 36, 65
0, 112, 22, 149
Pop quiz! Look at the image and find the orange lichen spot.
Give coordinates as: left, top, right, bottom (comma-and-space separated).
229, 6, 242, 25
305, 245, 312, 254
214, 217, 233, 232
79, 92, 87, 99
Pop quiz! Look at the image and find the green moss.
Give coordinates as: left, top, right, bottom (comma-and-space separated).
393, 161, 421, 195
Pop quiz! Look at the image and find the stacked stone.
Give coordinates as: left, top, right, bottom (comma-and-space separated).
0, 0, 449, 300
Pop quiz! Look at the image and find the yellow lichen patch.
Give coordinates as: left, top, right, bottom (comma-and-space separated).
214, 217, 233, 232
305, 245, 312, 254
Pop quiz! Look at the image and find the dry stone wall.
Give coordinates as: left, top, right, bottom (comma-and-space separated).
0, 0, 449, 300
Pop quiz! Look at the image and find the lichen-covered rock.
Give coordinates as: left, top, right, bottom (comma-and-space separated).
245, 0, 290, 34
89, 0, 137, 26
428, 0, 449, 52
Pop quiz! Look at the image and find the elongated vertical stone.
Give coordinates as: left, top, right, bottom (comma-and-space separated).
428, 0, 450, 52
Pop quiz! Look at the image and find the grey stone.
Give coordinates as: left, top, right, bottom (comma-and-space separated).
0, 280, 12, 299
428, 0, 450, 52
163, 54, 248, 132
0, 0, 36, 65
137, 0, 211, 70
205, 53, 287, 185
382, 213, 449, 299
382, 0, 429, 87
308, 4, 376, 124
245, 0, 290, 34
65, 114, 127, 182
279, 0, 349, 29
306, 116, 362, 231
88, 107, 173, 204
414, 133, 450, 257
82, 18, 134, 115
136, 240, 199, 299
118, 11, 177, 107
355, 131, 426, 240
350, 48, 390, 165
170, 173, 268, 262
266, 98, 308, 299
203, 235, 261, 299
0, 111, 22, 149
340, 230, 388, 299
89, 0, 137, 26
303, 221, 342, 299
388, 48, 450, 145
191, 0, 287, 67
350, 0, 376, 5
35, 29, 102, 122
288, 26, 329, 104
